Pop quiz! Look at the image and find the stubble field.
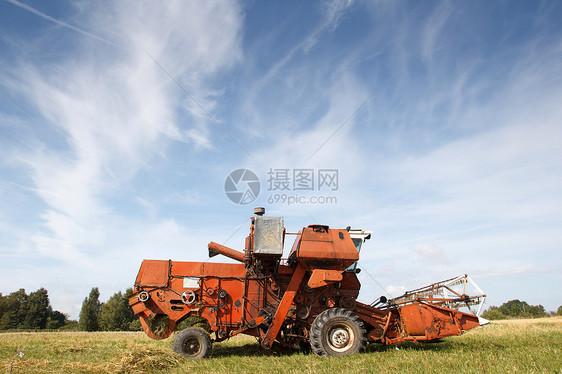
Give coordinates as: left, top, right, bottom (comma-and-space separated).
1, 317, 561, 373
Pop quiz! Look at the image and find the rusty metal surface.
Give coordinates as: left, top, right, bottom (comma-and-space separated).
307, 269, 343, 288
262, 263, 307, 348
295, 226, 359, 269
253, 216, 284, 256
207, 241, 245, 263
134, 260, 170, 287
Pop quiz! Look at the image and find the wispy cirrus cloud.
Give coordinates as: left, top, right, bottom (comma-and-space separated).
2, 0, 244, 264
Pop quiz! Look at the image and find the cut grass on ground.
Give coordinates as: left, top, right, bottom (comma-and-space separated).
1, 316, 561, 373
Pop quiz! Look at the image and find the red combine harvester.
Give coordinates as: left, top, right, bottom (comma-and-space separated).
129, 208, 486, 359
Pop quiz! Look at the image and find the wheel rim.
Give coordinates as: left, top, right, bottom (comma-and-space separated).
327, 323, 355, 353
183, 337, 202, 356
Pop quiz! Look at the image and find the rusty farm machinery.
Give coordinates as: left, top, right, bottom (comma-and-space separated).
129, 207, 486, 358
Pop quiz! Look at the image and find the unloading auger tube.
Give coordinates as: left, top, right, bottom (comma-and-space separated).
129, 207, 487, 359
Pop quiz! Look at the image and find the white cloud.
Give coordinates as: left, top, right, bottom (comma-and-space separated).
4, 0, 244, 264
411, 243, 448, 263
303, 0, 354, 51
323, 0, 354, 30
420, 2, 453, 64
385, 285, 406, 298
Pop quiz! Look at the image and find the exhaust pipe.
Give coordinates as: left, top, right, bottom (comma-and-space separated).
208, 241, 245, 263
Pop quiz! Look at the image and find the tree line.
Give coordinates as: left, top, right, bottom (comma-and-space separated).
0, 287, 141, 331
0, 288, 67, 330
482, 299, 562, 320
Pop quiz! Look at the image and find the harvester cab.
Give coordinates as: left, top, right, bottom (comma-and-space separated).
346, 228, 372, 272
129, 208, 486, 359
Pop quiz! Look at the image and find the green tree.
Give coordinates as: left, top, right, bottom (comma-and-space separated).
46, 310, 67, 329
123, 288, 135, 325
497, 299, 524, 317
0, 292, 4, 321
557, 305, 562, 316
99, 289, 135, 331
79, 287, 102, 331
0, 292, 7, 330
23, 288, 51, 329
492, 299, 547, 319
0, 288, 66, 330
525, 304, 546, 317
0, 289, 28, 329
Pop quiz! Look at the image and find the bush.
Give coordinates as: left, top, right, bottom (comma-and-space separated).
46, 319, 63, 330
482, 308, 506, 320
129, 319, 142, 331
59, 320, 79, 331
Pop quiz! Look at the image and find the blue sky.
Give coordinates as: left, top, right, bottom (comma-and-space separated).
1, 0, 561, 319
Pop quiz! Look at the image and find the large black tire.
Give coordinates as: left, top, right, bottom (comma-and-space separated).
309, 308, 366, 357
173, 327, 212, 359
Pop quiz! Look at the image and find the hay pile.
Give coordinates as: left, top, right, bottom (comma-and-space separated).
109, 347, 182, 373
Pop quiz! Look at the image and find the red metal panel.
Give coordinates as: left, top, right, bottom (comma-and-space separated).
397, 303, 479, 341
307, 269, 343, 288
135, 260, 169, 287
170, 261, 246, 278
296, 227, 359, 269
399, 304, 427, 336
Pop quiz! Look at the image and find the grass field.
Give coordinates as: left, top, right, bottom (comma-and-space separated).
2, 317, 561, 373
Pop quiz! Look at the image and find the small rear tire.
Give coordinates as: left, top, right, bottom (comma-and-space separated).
173, 327, 211, 359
